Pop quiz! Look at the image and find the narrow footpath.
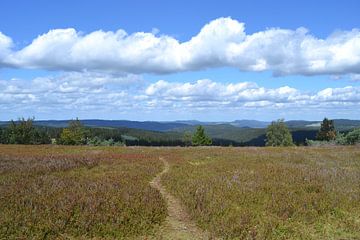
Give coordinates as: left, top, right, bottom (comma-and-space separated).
149, 157, 211, 240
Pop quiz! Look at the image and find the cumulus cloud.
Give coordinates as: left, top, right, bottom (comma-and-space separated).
2, 72, 359, 119
144, 79, 360, 109
145, 79, 305, 104
0, 32, 13, 65
0, 17, 360, 76
0, 72, 144, 114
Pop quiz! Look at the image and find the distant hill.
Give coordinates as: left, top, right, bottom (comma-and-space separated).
333, 119, 360, 130
1, 118, 359, 146
230, 120, 270, 128
0, 119, 189, 132
1, 119, 359, 131
285, 120, 320, 128
170, 124, 318, 146
284, 119, 360, 130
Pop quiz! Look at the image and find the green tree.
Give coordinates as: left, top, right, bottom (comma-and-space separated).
345, 128, 360, 145
3, 117, 50, 144
192, 125, 212, 146
183, 131, 193, 146
266, 119, 294, 147
316, 118, 336, 141
59, 118, 86, 145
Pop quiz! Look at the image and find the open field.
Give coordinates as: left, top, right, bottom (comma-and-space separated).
0, 145, 166, 239
0, 145, 360, 239
162, 147, 360, 239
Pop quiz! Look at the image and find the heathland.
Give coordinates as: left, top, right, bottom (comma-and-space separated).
1, 145, 359, 239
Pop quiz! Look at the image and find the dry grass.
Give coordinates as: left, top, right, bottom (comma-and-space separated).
0, 145, 167, 239
161, 146, 360, 239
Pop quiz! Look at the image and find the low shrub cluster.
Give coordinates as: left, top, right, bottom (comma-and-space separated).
86, 136, 125, 146
307, 128, 360, 146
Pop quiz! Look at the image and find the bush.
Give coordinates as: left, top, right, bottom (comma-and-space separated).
0, 118, 51, 144
87, 136, 124, 146
305, 139, 337, 146
345, 128, 360, 145
266, 119, 294, 146
335, 132, 347, 145
59, 119, 86, 145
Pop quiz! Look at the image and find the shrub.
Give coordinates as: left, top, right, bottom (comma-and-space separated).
59, 118, 86, 145
345, 128, 360, 145
1, 117, 51, 144
266, 119, 294, 146
335, 132, 347, 145
305, 139, 337, 146
87, 137, 124, 146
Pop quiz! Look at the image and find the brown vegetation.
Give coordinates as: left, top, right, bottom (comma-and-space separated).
162, 147, 360, 239
1, 145, 359, 239
0, 145, 167, 239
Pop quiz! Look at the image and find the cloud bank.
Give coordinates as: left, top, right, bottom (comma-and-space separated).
1, 17, 360, 76
1, 72, 359, 119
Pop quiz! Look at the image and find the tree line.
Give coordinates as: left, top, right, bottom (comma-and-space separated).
0, 117, 359, 146
0, 118, 212, 146
266, 118, 360, 146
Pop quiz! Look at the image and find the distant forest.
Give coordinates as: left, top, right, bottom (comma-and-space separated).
0, 122, 251, 146
0, 117, 358, 147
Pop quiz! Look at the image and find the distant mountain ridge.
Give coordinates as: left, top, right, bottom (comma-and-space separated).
1, 119, 359, 132
1, 118, 359, 146
230, 120, 270, 128
37, 120, 190, 132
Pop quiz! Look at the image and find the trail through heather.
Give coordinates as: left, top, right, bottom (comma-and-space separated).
149, 157, 210, 240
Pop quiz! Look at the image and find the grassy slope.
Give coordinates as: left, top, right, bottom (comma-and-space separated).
162, 147, 360, 239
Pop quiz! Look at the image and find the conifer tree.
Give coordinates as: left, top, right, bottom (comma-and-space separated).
316, 118, 336, 141
192, 125, 212, 146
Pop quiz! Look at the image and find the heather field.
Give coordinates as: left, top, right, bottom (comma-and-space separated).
0, 145, 167, 239
162, 147, 360, 239
1, 145, 360, 239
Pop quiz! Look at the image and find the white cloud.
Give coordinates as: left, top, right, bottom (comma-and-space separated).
313, 86, 360, 102
145, 79, 306, 103
2, 72, 359, 120
350, 74, 360, 81
0, 18, 359, 76
0, 77, 358, 123
144, 80, 360, 111
0, 72, 144, 114
0, 32, 13, 65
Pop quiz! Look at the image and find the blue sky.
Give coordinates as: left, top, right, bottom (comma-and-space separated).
0, 0, 359, 121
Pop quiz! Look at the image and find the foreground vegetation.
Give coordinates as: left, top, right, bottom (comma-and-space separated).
1, 145, 360, 239
0, 145, 166, 239
162, 147, 360, 239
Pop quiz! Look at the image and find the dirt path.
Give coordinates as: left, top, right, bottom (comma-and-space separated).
149, 157, 210, 240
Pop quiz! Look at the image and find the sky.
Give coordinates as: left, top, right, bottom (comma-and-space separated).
0, 0, 359, 121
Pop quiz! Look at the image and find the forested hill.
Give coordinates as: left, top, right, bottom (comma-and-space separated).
1, 119, 359, 146
1, 119, 359, 132
1, 120, 189, 132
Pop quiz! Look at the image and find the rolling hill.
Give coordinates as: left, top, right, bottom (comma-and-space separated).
1, 119, 359, 146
